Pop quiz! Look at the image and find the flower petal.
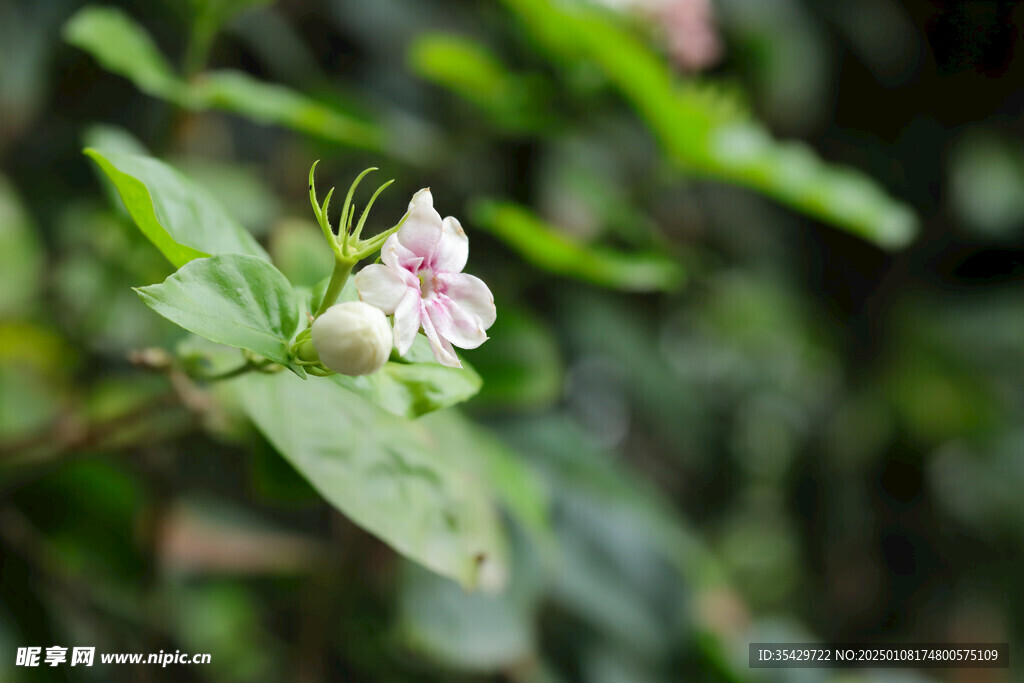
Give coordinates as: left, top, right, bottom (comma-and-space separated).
421, 307, 462, 368
380, 234, 423, 279
396, 188, 443, 260
407, 187, 433, 212
436, 272, 496, 330
426, 296, 488, 349
355, 264, 410, 314
392, 289, 422, 355
433, 216, 468, 274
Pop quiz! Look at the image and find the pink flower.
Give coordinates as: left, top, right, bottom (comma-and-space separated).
589, 0, 722, 72
354, 189, 496, 368
658, 0, 722, 72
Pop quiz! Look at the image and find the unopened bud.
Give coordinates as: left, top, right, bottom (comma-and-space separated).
310, 301, 392, 376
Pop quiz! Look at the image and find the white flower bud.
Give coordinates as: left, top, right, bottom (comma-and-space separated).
311, 302, 392, 376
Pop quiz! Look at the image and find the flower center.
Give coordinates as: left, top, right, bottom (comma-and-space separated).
417, 268, 437, 299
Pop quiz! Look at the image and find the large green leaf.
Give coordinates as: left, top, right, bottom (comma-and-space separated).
234, 372, 509, 590
499, 0, 918, 249
472, 200, 684, 291
85, 149, 269, 267
135, 254, 300, 372
63, 6, 186, 101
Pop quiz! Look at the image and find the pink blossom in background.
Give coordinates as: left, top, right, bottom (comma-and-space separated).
658, 0, 722, 71
591, 0, 723, 71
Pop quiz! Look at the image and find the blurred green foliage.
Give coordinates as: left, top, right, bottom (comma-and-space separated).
472, 200, 686, 291
65, 6, 384, 151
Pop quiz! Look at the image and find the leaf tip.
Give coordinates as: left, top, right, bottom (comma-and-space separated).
874, 205, 919, 251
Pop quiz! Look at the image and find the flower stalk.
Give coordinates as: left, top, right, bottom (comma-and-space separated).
306, 162, 410, 316
315, 257, 355, 318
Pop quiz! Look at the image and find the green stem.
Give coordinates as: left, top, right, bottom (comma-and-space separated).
194, 361, 258, 382
316, 257, 356, 317
183, 11, 218, 78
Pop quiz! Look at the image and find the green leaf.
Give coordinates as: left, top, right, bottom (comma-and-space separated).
419, 410, 552, 558
81, 126, 151, 218
472, 200, 685, 291
410, 35, 511, 107
81, 124, 150, 157
188, 70, 384, 151
706, 123, 918, 249
409, 34, 551, 134
51, 204, 182, 352
333, 351, 482, 420
396, 547, 538, 672
499, 0, 918, 249
85, 149, 269, 268
173, 159, 282, 237
234, 371, 509, 590
135, 254, 300, 371
63, 6, 186, 101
